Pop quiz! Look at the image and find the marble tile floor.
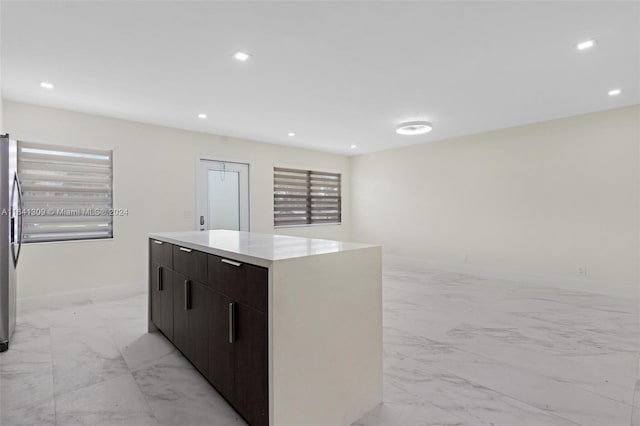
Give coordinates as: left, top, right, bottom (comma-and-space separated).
1, 257, 638, 426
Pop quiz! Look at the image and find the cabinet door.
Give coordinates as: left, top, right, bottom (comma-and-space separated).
151, 263, 173, 340
160, 267, 174, 340
208, 291, 234, 398
189, 280, 211, 377
150, 262, 162, 330
173, 271, 189, 355
233, 304, 268, 426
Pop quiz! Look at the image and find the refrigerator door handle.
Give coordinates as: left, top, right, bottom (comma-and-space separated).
11, 173, 23, 267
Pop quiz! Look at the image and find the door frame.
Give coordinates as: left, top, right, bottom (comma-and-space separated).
195, 156, 251, 232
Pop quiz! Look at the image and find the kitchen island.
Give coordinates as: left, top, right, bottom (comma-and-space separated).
148, 230, 382, 426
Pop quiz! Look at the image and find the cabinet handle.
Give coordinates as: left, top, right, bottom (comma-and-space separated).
179, 247, 192, 253
153, 240, 164, 245
221, 258, 242, 267
157, 266, 163, 291
184, 280, 190, 310
228, 302, 235, 344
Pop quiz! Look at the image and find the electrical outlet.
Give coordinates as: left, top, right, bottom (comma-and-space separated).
578, 266, 587, 277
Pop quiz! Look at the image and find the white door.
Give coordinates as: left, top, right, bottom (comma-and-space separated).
196, 160, 250, 231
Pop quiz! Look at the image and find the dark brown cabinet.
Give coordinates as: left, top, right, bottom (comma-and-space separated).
188, 279, 212, 377
150, 263, 162, 331
233, 303, 268, 426
174, 245, 208, 283
149, 239, 173, 340
208, 255, 267, 312
208, 290, 234, 398
172, 271, 188, 355
207, 255, 268, 426
173, 276, 212, 378
149, 239, 268, 426
150, 239, 172, 266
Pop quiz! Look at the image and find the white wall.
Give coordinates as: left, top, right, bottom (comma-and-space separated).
4, 101, 352, 298
351, 106, 640, 289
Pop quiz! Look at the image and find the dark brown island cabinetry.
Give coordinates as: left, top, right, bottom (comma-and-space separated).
148, 239, 268, 426
149, 240, 173, 340
208, 254, 268, 426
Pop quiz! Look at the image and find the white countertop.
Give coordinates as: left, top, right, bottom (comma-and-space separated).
149, 230, 377, 266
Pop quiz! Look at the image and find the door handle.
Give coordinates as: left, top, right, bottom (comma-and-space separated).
179, 247, 192, 253
157, 266, 163, 291
200, 216, 205, 226
11, 173, 23, 266
228, 302, 235, 344
184, 280, 191, 310
221, 259, 242, 267
153, 240, 164, 245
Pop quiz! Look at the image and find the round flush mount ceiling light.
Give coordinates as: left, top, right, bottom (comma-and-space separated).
40, 81, 54, 89
396, 121, 433, 135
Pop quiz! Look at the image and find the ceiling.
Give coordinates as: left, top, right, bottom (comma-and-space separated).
2, 1, 638, 155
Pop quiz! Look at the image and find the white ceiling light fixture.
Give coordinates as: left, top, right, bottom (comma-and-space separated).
198, 113, 207, 119
396, 120, 433, 136
233, 51, 251, 61
350, 144, 357, 149
576, 39, 595, 51
40, 81, 54, 89
287, 132, 295, 137
608, 89, 621, 96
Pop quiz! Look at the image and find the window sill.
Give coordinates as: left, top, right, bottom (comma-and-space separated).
274, 223, 341, 229
23, 236, 114, 245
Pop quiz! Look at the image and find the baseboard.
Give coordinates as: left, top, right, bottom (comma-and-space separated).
383, 254, 639, 300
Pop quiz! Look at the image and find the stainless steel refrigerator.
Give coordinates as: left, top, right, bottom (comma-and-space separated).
0, 134, 23, 352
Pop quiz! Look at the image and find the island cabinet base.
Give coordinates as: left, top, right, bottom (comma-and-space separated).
148, 230, 382, 426
270, 248, 383, 426
148, 238, 268, 426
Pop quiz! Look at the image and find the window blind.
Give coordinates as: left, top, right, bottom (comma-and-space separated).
17, 141, 113, 243
274, 167, 341, 227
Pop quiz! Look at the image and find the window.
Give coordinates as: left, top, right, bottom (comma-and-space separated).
274, 167, 341, 227
18, 141, 114, 243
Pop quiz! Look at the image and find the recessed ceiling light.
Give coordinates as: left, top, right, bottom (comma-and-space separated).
40, 81, 54, 89
233, 51, 251, 61
198, 113, 207, 119
288, 132, 295, 137
350, 145, 357, 149
608, 89, 621, 96
576, 39, 595, 51
396, 121, 433, 136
